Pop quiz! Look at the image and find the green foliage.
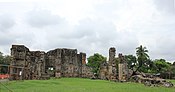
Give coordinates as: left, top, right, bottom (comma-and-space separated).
135, 45, 150, 72
140, 59, 175, 79
1, 78, 175, 92
173, 62, 175, 66
170, 66, 175, 75
87, 53, 106, 74
0, 51, 11, 65
125, 55, 137, 70
0, 51, 11, 74
0, 51, 4, 64
153, 59, 171, 73
136, 45, 149, 67
123, 45, 175, 75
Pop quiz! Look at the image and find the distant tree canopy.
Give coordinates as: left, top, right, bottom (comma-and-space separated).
0, 51, 11, 74
124, 45, 175, 79
153, 59, 171, 73
125, 55, 137, 70
87, 53, 106, 75
0, 51, 11, 65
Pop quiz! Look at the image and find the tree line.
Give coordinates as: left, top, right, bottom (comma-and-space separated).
87, 45, 175, 79
0, 52, 11, 74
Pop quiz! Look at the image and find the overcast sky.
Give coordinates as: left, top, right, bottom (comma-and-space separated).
0, 0, 175, 62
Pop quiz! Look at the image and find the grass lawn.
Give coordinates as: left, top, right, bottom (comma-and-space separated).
0, 78, 175, 92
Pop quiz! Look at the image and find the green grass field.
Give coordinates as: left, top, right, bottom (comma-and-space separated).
0, 78, 175, 92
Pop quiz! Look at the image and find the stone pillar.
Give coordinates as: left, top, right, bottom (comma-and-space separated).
77, 52, 86, 77
55, 49, 62, 78
108, 47, 117, 81
118, 53, 128, 82
109, 47, 116, 65
80, 53, 86, 65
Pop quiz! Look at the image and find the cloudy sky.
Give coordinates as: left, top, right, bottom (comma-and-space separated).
0, 0, 175, 62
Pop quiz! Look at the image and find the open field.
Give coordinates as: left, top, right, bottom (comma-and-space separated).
0, 78, 175, 92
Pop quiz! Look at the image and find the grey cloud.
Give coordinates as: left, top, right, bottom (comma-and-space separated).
93, 0, 126, 19
0, 22, 36, 54
152, 31, 175, 61
73, 19, 117, 39
136, 26, 175, 62
44, 18, 139, 57
0, 14, 15, 31
110, 31, 139, 55
1, 0, 175, 62
153, 0, 175, 14
26, 9, 65, 28
0, 32, 15, 45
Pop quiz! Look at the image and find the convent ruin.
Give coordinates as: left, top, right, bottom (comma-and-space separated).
99, 48, 129, 81
10, 45, 129, 81
7, 45, 174, 87
10, 45, 93, 80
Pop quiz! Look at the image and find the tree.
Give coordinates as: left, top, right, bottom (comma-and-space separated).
173, 61, 175, 66
0, 51, 4, 64
3, 55, 11, 65
0, 52, 10, 65
0, 52, 11, 74
153, 59, 170, 73
152, 59, 174, 79
87, 53, 106, 75
125, 55, 137, 70
135, 45, 150, 72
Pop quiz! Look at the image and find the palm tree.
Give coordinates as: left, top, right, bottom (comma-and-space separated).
136, 45, 149, 67
132, 45, 149, 75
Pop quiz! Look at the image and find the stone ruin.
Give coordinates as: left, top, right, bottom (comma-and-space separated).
99, 47, 129, 81
99, 47, 117, 81
131, 73, 174, 87
10, 45, 93, 80
9, 45, 174, 87
10, 45, 126, 81
118, 53, 129, 82
98, 47, 174, 87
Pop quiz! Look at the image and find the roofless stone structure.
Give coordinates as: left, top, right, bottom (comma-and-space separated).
10, 45, 93, 80
9, 45, 129, 82
8, 45, 174, 87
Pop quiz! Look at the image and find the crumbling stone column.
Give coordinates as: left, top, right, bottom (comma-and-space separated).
118, 53, 128, 82
108, 47, 117, 81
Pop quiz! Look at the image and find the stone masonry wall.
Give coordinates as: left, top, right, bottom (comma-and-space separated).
10, 45, 93, 80
99, 47, 117, 81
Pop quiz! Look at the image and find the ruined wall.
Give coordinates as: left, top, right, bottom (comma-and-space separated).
99, 47, 130, 81
46, 49, 62, 77
118, 53, 128, 81
81, 65, 93, 78
63, 49, 78, 77
99, 47, 117, 81
10, 45, 93, 80
77, 53, 87, 77
99, 62, 108, 80
10, 45, 129, 81
10, 45, 29, 80
10, 45, 47, 80
30, 51, 46, 79
108, 47, 117, 81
